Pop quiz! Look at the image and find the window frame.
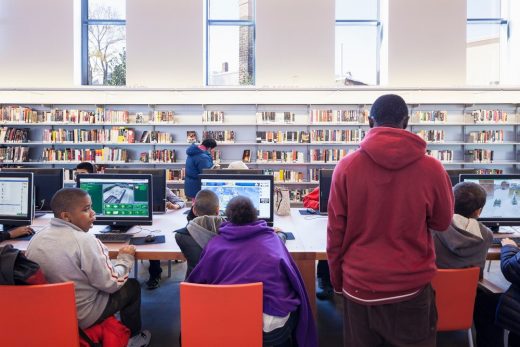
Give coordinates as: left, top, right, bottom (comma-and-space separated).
335, 0, 382, 85
81, 0, 127, 85
205, 0, 256, 86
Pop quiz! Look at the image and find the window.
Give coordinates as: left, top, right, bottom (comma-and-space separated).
206, 0, 255, 86
467, 0, 509, 85
335, 0, 381, 86
82, 0, 126, 86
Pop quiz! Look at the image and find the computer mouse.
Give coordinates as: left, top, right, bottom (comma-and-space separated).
27, 227, 35, 235
145, 234, 156, 243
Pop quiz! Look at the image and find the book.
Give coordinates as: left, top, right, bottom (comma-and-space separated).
140, 131, 150, 143
242, 149, 251, 163
186, 131, 197, 143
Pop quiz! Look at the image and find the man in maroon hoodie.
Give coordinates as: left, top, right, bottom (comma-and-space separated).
327, 94, 454, 347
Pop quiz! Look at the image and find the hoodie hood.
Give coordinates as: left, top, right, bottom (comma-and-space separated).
186, 215, 226, 248
360, 127, 427, 170
218, 220, 272, 241
186, 144, 206, 156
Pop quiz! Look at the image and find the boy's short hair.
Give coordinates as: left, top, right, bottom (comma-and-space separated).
225, 196, 257, 225
193, 190, 219, 216
51, 188, 89, 217
453, 182, 487, 218
201, 139, 217, 149
370, 94, 409, 126
76, 162, 96, 173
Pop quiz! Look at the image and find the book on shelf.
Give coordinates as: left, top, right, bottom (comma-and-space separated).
0, 127, 29, 143
140, 131, 150, 143
426, 150, 453, 162
468, 130, 504, 143
242, 149, 251, 163
256, 150, 305, 163
202, 130, 235, 143
186, 131, 198, 143
470, 109, 508, 124
466, 149, 494, 163
309, 149, 353, 163
153, 111, 175, 123
203, 111, 224, 123
166, 168, 185, 181
256, 111, 296, 124
414, 110, 448, 123
415, 130, 445, 143
0, 146, 29, 162
310, 129, 365, 143
310, 109, 368, 124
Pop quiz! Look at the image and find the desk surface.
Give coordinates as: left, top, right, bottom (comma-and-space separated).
3, 208, 329, 260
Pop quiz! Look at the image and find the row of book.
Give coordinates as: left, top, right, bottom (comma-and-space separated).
139, 150, 176, 163
311, 129, 365, 143
256, 131, 308, 143
202, 111, 225, 123
256, 112, 295, 124
0, 147, 29, 162
202, 131, 236, 143
310, 149, 354, 163
468, 130, 504, 143
263, 169, 305, 183
0, 127, 29, 143
140, 131, 173, 144
416, 130, 445, 142
471, 110, 508, 124
43, 128, 136, 144
427, 150, 453, 162
414, 111, 448, 123
41, 148, 129, 162
309, 109, 368, 124
467, 149, 494, 163
256, 150, 305, 163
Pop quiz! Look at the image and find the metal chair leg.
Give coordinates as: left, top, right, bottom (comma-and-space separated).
168, 260, 172, 278
487, 259, 492, 272
468, 328, 474, 347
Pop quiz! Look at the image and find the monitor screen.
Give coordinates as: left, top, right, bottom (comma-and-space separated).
202, 169, 265, 175
0, 172, 33, 228
104, 168, 167, 213
2, 168, 63, 212
319, 169, 333, 214
199, 174, 274, 225
445, 168, 478, 186
77, 174, 153, 231
460, 174, 520, 229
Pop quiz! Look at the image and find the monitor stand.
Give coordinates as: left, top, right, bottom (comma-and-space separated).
100, 225, 133, 233
34, 212, 46, 218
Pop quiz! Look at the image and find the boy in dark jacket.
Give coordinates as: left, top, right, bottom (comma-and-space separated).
184, 139, 217, 199
433, 181, 493, 274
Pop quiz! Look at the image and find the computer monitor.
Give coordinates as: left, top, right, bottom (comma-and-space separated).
104, 168, 167, 213
76, 174, 153, 232
2, 168, 63, 212
0, 172, 33, 229
202, 169, 265, 175
319, 169, 333, 214
199, 174, 274, 226
445, 168, 478, 186
460, 174, 520, 231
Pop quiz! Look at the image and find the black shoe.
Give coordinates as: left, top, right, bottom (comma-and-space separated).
146, 276, 161, 290
316, 285, 333, 300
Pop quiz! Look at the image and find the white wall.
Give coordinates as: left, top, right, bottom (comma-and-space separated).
386, 0, 466, 86
255, 0, 335, 87
126, 0, 203, 88
0, 0, 74, 87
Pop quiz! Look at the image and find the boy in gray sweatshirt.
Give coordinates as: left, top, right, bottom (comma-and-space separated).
27, 188, 151, 347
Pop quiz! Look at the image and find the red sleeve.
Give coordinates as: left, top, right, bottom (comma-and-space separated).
326, 164, 348, 292
428, 166, 454, 232
303, 187, 319, 210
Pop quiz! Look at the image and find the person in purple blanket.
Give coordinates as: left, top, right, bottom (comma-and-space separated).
187, 196, 317, 347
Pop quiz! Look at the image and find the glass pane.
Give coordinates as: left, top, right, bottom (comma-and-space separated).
208, 25, 254, 86
467, 0, 500, 18
336, 0, 379, 20
335, 25, 378, 85
88, 25, 126, 85
88, 0, 126, 20
209, 0, 254, 21
467, 23, 500, 85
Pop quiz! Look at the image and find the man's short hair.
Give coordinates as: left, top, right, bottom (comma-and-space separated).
453, 182, 487, 218
193, 190, 219, 216
76, 162, 96, 173
51, 188, 89, 217
370, 94, 409, 126
225, 196, 257, 225
201, 138, 217, 149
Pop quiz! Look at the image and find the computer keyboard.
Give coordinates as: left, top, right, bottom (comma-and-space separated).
492, 237, 520, 247
95, 233, 133, 243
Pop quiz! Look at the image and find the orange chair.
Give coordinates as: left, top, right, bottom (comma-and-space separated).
0, 282, 80, 347
432, 267, 480, 347
180, 282, 263, 347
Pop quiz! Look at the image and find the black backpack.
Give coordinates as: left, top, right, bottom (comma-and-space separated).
0, 244, 44, 285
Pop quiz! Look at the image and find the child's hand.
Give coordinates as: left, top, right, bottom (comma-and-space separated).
501, 238, 518, 247
119, 245, 136, 256
273, 226, 282, 233
8, 226, 34, 239
166, 202, 180, 210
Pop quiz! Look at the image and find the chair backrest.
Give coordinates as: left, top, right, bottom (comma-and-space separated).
180, 282, 263, 347
0, 282, 80, 347
431, 267, 480, 331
